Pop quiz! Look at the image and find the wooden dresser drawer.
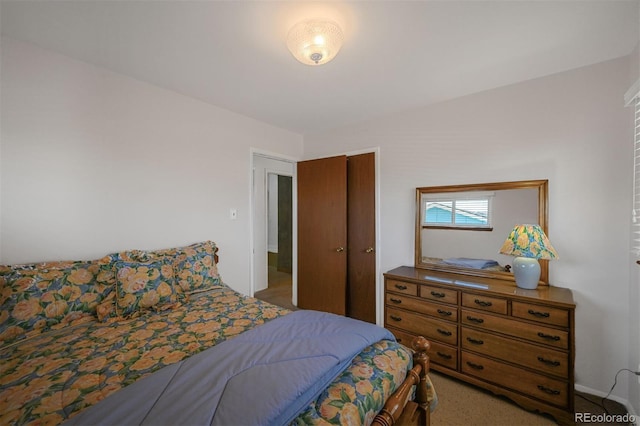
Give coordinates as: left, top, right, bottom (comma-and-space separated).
461, 309, 569, 349
461, 327, 568, 378
420, 284, 458, 305
386, 293, 458, 321
386, 279, 418, 296
387, 326, 416, 348
428, 340, 458, 370
387, 327, 457, 370
461, 352, 568, 408
386, 307, 457, 345
512, 302, 569, 327
462, 292, 508, 315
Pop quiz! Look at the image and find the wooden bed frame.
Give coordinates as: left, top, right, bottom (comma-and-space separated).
373, 336, 431, 426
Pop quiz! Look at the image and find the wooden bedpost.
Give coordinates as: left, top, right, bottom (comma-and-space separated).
372, 336, 431, 426
412, 336, 431, 417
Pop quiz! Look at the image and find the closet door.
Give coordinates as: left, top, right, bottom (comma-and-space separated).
347, 153, 376, 323
297, 156, 347, 315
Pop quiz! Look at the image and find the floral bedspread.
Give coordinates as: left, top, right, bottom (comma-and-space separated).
0, 287, 418, 426
296, 339, 416, 425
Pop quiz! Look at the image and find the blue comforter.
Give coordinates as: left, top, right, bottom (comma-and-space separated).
65, 310, 395, 426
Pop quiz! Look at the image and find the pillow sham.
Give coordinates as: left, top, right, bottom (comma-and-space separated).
118, 240, 214, 260
117, 241, 223, 295
174, 248, 224, 294
0, 256, 116, 346
114, 259, 179, 318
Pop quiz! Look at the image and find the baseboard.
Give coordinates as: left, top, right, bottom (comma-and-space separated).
575, 384, 638, 423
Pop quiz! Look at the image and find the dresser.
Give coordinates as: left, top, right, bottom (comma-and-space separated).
384, 266, 575, 425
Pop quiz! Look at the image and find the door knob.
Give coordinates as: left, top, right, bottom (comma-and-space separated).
365, 247, 375, 253
336, 247, 345, 252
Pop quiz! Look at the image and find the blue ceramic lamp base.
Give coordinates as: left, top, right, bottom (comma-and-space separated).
512, 257, 541, 289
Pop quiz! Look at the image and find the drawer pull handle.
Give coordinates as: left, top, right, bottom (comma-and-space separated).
537, 385, 560, 395
537, 356, 561, 367
437, 328, 452, 336
466, 337, 484, 345
466, 316, 484, 324
436, 352, 452, 360
430, 291, 446, 298
474, 299, 493, 307
528, 309, 550, 318
466, 361, 484, 370
390, 315, 402, 322
537, 332, 560, 341
390, 298, 402, 304
395, 284, 408, 290
437, 309, 452, 316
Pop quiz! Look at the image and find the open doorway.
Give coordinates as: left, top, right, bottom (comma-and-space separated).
260, 173, 293, 306
251, 153, 295, 310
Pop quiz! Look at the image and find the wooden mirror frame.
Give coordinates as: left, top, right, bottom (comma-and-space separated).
415, 179, 549, 285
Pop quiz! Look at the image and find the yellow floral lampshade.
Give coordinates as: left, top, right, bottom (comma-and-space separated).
499, 224, 558, 260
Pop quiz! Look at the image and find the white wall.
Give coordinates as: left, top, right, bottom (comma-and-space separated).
305, 56, 635, 403
0, 37, 303, 296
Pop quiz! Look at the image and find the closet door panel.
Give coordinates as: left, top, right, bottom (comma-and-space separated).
347, 152, 376, 323
297, 156, 347, 315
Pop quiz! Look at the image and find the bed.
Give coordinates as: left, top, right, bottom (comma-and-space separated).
0, 241, 436, 425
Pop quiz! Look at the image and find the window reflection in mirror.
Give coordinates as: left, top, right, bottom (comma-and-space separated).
415, 180, 549, 284
422, 192, 494, 230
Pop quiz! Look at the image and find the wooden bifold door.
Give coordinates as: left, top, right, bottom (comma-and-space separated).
297, 153, 376, 323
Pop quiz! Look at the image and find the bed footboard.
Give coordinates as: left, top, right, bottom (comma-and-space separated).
372, 336, 431, 426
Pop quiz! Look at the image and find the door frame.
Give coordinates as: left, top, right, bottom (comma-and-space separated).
250, 149, 299, 305
250, 147, 381, 325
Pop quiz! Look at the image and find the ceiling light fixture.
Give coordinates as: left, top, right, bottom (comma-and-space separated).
286, 19, 344, 66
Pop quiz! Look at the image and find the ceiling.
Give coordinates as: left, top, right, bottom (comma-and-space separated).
1, 1, 638, 135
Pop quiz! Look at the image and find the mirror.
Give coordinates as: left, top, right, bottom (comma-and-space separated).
415, 180, 549, 285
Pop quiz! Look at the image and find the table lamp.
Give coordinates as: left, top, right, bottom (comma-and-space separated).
499, 224, 558, 289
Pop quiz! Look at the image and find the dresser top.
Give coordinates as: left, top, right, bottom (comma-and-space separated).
385, 266, 575, 307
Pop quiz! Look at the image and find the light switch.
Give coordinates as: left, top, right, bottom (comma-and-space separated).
230, 208, 237, 220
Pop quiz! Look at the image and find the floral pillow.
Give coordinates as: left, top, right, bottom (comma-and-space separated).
117, 241, 224, 295
118, 240, 214, 260
174, 248, 224, 294
114, 259, 179, 318
0, 255, 116, 346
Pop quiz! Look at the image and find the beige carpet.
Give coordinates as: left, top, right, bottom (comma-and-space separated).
429, 371, 556, 425
428, 370, 630, 426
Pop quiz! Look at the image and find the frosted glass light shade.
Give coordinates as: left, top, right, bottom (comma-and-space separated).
286, 20, 344, 66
